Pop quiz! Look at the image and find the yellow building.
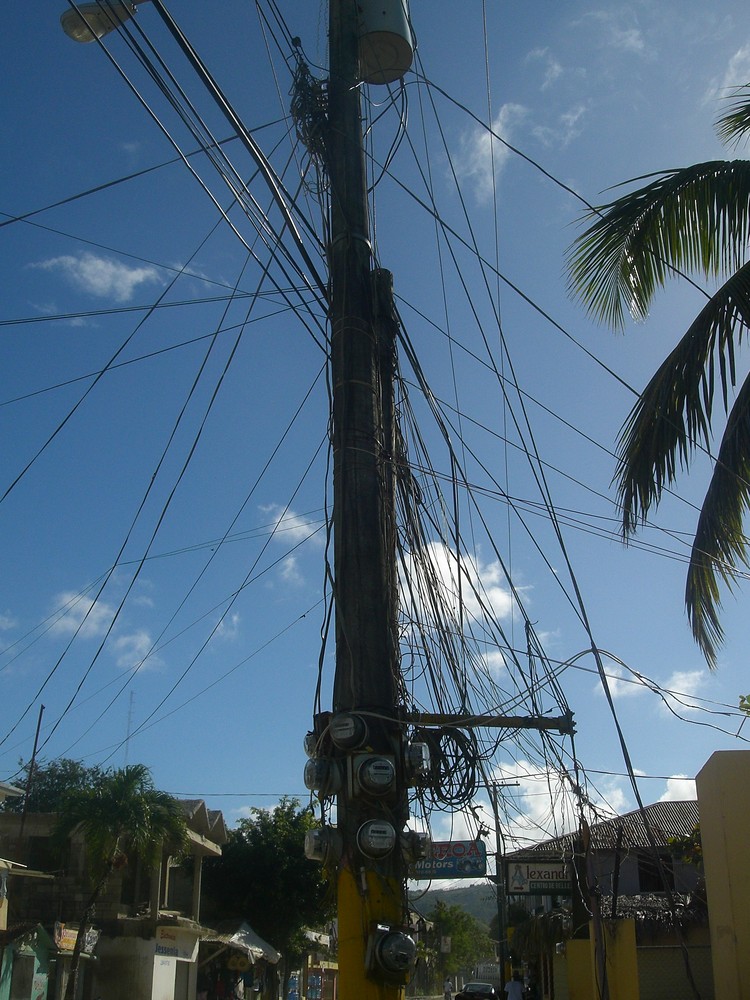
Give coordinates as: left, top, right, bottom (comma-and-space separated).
696, 750, 750, 1000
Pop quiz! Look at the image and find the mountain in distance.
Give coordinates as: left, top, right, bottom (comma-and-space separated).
409, 882, 499, 929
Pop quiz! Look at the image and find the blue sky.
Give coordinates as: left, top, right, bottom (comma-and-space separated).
3, 0, 750, 868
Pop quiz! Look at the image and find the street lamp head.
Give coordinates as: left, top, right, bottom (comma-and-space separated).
60, 2, 138, 43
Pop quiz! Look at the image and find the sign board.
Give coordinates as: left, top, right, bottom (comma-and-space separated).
411, 840, 487, 879
54, 922, 99, 954
505, 859, 570, 894
155, 925, 199, 962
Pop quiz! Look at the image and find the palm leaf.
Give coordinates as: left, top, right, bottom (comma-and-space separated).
616, 262, 750, 532
686, 371, 750, 667
567, 161, 750, 328
716, 89, 750, 146
55, 764, 187, 875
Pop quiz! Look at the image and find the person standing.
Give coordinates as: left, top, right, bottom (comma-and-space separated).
504, 973, 524, 1000
443, 976, 453, 1000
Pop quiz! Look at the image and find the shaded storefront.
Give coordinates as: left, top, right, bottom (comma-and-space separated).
0, 925, 53, 1000
199, 923, 280, 1000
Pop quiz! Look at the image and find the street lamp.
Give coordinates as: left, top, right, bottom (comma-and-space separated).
60, 1, 146, 43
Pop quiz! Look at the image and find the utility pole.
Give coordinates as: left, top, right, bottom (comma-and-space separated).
17, 703, 45, 860
488, 781, 516, 989
324, 1, 412, 996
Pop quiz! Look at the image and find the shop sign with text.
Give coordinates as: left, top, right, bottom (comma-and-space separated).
54, 923, 99, 954
505, 860, 570, 894
411, 840, 487, 879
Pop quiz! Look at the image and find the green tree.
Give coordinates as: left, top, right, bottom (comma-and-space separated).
669, 822, 703, 872
567, 89, 750, 667
202, 798, 333, 999
55, 763, 188, 1000
428, 901, 494, 982
489, 900, 531, 943
0, 759, 107, 813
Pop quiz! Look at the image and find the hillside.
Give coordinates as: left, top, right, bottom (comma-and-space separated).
409, 882, 499, 929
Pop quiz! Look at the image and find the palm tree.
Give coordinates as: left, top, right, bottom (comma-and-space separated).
567, 88, 750, 667
55, 763, 188, 1000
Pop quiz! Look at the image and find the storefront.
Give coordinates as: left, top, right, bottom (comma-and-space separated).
0, 924, 53, 1000
199, 923, 280, 1000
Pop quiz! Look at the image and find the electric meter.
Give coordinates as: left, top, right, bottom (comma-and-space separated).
357, 819, 396, 859
303, 758, 341, 795
329, 711, 369, 749
356, 755, 396, 795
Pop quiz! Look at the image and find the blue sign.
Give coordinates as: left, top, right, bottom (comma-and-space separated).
411, 840, 487, 879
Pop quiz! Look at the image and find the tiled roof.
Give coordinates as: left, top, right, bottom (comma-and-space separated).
178, 799, 228, 845
508, 800, 699, 856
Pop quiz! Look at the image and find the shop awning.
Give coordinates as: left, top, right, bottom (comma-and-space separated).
203, 922, 280, 965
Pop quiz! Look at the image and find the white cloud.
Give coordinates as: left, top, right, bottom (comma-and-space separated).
455, 103, 528, 203
31, 252, 162, 303
400, 540, 516, 631
593, 665, 708, 720
705, 43, 750, 106
659, 775, 697, 801
51, 591, 115, 638
592, 664, 647, 700
215, 611, 241, 640
533, 103, 588, 149
483, 649, 509, 679
583, 11, 647, 55
526, 47, 564, 91
0, 612, 17, 631
280, 555, 304, 586
260, 504, 324, 547
30, 300, 88, 326
611, 27, 645, 54
659, 669, 707, 716
112, 629, 163, 671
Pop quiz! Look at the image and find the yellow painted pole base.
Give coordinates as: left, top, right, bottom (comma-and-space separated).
337, 864, 407, 1000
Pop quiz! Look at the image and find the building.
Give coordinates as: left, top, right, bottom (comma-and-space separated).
503, 800, 711, 1000
0, 781, 25, 933
0, 799, 229, 1000
506, 799, 701, 904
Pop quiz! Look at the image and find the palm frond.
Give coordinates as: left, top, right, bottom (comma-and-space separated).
616, 262, 750, 532
686, 371, 750, 667
567, 161, 750, 328
55, 764, 187, 876
716, 89, 750, 147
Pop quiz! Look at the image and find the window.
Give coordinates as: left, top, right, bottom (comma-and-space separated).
637, 851, 674, 892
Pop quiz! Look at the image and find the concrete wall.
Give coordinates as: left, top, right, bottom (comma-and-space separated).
93, 936, 156, 1000
696, 750, 750, 1000
92, 926, 200, 1000
565, 940, 593, 1000
637, 945, 713, 1000
596, 920, 638, 1000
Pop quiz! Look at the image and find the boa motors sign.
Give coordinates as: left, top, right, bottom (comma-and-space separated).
411, 840, 487, 879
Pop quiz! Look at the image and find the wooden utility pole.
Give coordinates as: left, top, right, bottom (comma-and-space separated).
326, 1, 408, 997
328, 0, 395, 717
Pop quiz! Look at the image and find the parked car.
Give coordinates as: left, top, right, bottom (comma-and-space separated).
455, 983, 498, 1000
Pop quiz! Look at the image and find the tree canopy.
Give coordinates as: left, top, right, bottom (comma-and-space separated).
567, 88, 750, 666
427, 900, 495, 977
54, 762, 188, 875
0, 758, 108, 813
202, 797, 333, 958
52, 763, 188, 1000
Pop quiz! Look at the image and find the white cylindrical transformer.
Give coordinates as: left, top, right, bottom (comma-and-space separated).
357, 0, 414, 85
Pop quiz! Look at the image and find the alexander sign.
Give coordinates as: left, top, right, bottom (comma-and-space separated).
505, 859, 570, 894
411, 840, 487, 879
